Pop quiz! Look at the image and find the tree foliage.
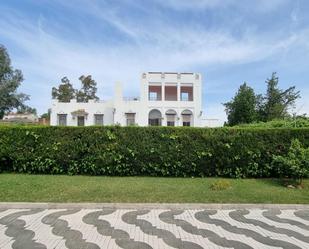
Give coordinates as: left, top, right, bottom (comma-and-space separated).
52, 75, 99, 102
258, 73, 300, 121
0, 45, 30, 119
16, 105, 37, 115
41, 109, 51, 119
272, 139, 309, 185
224, 73, 301, 126
76, 75, 99, 102
233, 116, 309, 128
224, 83, 257, 126
51, 77, 76, 102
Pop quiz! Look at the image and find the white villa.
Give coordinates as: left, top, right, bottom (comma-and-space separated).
51, 72, 218, 127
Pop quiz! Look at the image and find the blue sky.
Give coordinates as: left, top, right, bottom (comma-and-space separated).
1, 0, 309, 122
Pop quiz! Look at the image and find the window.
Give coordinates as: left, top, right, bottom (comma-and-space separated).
149, 119, 161, 126
148, 85, 162, 101
149, 92, 157, 101
57, 114, 67, 126
181, 92, 189, 101
166, 109, 177, 126
94, 114, 104, 126
167, 121, 175, 126
126, 113, 135, 126
182, 109, 192, 127
148, 109, 162, 126
180, 85, 193, 101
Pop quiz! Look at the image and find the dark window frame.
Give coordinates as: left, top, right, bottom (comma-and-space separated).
126, 113, 136, 126
57, 114, 67, 126
94, 114, 104, 126
183, 121, 191, 127
167, 121, 175, 126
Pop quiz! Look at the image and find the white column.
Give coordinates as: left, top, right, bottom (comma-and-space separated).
177, 82, 181, 127
177, 82, 181, 101
162, 82, 165, 101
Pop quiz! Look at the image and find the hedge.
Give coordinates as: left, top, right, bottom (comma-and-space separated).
0, 126, 309, 177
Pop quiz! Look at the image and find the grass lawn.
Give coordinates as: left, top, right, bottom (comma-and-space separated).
0, 174, 308, 203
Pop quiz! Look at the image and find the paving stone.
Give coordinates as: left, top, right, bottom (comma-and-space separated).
0, 208, 308, 248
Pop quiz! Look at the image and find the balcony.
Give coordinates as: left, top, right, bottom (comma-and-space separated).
148, 85, 162, 101
165, 85, 177, 101
180, 85, 193, 101
147, 83, 194, 102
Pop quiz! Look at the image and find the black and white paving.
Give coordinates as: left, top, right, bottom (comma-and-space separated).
0, 208, 308, 248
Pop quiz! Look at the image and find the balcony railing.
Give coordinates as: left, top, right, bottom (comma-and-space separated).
123, 97, 140, 101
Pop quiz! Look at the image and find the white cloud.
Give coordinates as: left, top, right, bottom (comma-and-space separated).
290, 2, 301, 25
0, 0, 308, 123
155, 0, 232, 10
155, 0, 290, 12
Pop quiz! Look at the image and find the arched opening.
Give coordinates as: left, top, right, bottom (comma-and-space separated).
148, 109, 162, 126
165, 109, 177, 126
181, 109, 193, 127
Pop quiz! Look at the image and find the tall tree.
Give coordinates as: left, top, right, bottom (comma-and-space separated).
258, 72, 300, 121
41, 108, 51, 119
224, 83, 257, 126
76, 75, 99, 102
52, 77, 76, 102
17, 106, 37, 115
0, 45, 29, 119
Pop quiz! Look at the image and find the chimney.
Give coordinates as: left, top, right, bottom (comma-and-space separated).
114, 81, 123, 101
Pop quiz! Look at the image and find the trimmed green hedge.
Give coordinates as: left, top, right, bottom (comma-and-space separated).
234, 118, 309, 128
1, 126, 309, 177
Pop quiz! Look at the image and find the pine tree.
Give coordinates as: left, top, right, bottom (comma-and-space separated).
258, 72, 300, 121
224, 83, 257, 126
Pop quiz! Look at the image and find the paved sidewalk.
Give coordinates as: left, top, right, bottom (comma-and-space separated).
0, 208, 308, 249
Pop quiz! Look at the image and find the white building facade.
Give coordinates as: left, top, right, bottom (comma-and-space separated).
51, 72, 212, 127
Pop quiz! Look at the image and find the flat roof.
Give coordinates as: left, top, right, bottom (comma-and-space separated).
147, 72, 195, 75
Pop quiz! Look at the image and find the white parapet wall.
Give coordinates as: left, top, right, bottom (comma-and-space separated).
201, 118, 223, 128
50, 99, 114, 126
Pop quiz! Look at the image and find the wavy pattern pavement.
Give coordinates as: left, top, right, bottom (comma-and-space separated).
159, 209, 252, 248
42, 209, 99, 249
0, 208, 308, 249
0, 209, 46, 249
262, 209, 309, 230
195, 210, 301, 249
83, 209, 152, 249
229, 209, 309, 245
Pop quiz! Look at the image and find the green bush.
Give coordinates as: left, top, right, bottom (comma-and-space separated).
272, 139, 309, 185
234, 118, 309, 128
0, 126, 309, 177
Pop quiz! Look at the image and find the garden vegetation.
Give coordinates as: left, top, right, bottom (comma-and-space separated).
0, 126, 308, 182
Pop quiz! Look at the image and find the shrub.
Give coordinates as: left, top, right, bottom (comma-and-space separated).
272, 139, 309, 185
210, 179, 232, 191
234, 118, 309, 128
0, 126, 309, 177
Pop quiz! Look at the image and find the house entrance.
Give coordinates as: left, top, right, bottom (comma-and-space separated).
77, 116, 85, 126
